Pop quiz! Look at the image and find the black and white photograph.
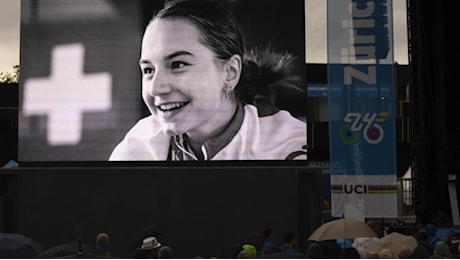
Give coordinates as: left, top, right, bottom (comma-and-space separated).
18, 0, 307, 163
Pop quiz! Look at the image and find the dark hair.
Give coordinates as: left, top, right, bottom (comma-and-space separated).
340, 247, 361, 259
150, 0, 303, 111
414, 231, 428, 242
306, 242, 324, 259
150, 0, 245, 97
158, 246, 174, 258
241, 46, 303, 111
263, 228, 273, 238
155, 0, 244, 61
283, 231, 296, 243
133, 247, 149, 259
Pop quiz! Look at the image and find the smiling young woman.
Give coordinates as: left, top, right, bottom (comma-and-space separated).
109, 0, 307, 161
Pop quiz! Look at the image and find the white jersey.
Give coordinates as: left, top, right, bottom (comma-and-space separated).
109, 104, 307, 161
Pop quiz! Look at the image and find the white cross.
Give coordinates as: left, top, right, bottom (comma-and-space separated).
23, 43, 112, 145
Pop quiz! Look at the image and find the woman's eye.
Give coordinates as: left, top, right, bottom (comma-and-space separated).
171, 61, 188, 70
143, 68, 154, 75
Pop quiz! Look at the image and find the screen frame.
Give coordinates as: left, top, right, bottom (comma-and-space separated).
18, 0, 308, 166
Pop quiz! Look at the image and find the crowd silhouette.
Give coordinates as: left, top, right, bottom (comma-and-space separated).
2, 223, 460, 258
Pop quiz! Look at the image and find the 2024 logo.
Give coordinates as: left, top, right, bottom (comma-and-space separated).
339, 112, 388, 145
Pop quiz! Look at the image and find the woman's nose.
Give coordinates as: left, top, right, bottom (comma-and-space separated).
147, 70, 171, 96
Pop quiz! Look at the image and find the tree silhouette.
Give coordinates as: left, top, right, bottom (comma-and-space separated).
0, 65, 20, 83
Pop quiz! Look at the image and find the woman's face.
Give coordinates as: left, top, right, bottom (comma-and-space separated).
140, 18, 233, 138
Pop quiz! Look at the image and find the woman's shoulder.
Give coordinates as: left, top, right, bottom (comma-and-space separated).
241, 104, 307, 160
243, 104, 306, 128
124, 115, 163, 138
109, 116, 168, 161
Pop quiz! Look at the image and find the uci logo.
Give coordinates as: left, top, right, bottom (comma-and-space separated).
343, 184, 368, 194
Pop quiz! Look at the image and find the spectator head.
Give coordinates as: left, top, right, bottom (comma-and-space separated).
414, 231, 428, 242
242, 244, 257, 258
305, 242, 324, 258
142, 236, 161, 250
284, 232, 297, 244
133, 247, 149, 258
433, 241, 451, 258
141, 236, 162, 258
96, 232, 109, 246
445, 231, 456, 242
158, 245, 173, 259
452, 232, 460, 245
398, 246, 412, 258
264, 228, 274, 240
237, 250, 255, 259
341, 247, 360, 259
424, 224, 437, 235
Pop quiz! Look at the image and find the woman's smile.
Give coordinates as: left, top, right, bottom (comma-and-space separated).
157, 101, 190, 112
156, 100, 191, 121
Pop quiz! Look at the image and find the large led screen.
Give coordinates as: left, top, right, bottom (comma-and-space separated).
18, 0, 307, 164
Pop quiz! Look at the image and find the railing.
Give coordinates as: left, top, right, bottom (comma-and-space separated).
397, 178, 415, 217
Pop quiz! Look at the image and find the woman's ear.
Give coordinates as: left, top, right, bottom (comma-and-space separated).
224, 54, 242, 90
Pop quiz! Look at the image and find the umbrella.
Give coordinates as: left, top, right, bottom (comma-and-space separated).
38, 240, 104, 258
0, 232, 44, 258
308, 218, 378, 241
368, 231, 417, 257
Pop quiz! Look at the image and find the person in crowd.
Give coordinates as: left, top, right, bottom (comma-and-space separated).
95, 232, 111, 257
261, 228, 277, 256
352, 221, 381, 258
424, 224, 442, 254
133, 247, 150, 259
109, 0, 307, 161
158, 245, 173, 258
305, 242, 325, 258
261, 243, 281, 256
432, 240, 451, 258
451, 232, 460, 257
279, 231, 297, 253
130, 223, 163, 253
237, 244, 257, 258
318, 239, 343, 259
237, 250, 253, 259
141, 236, 162, 258
398, 246, 412, 258
337, 238, 354, 251
409, 231, 431, 258
340, 246, 361, 259
444, 230, 460, 256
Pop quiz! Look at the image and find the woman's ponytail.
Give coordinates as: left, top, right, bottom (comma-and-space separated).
238, 46, 305, 116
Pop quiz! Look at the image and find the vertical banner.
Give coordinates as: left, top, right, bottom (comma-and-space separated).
327, 0, 397, 217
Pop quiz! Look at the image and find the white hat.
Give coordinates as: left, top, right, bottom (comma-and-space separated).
141, 236, 162, 250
